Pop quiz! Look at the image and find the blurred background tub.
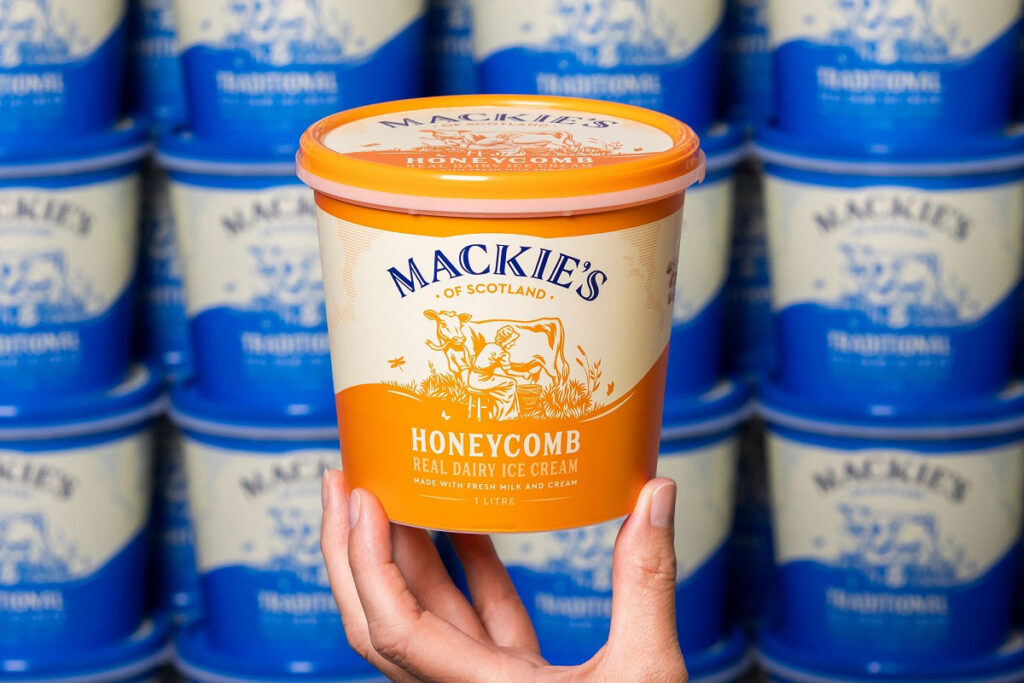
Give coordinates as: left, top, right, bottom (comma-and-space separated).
128, 0, 187, 129
427, 0, 478, 96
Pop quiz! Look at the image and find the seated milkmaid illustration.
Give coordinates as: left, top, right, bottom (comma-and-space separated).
468, 325, 533, 421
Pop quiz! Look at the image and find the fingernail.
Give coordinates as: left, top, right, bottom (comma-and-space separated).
349, 489, 361, 529
649, 481, 676, 529
321, 469, 330, 510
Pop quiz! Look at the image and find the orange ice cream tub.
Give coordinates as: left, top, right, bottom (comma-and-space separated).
297, 95, 704, 532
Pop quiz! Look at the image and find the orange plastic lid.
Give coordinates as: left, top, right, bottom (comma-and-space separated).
297, 95, 705, 216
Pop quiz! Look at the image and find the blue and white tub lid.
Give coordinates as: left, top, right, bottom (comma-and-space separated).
0, 614, 171, 682
156, 131, 299, 178
662, 376, 753, 442
174, 622, 383, 683
0, 364, 166, 441
0, 118, 150, 180
686, 628, 752, 683
757, 628, 1024, 683
700, 123, 747, 177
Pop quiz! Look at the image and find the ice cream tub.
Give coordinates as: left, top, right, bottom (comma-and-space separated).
174, 0, 427, 144
770, 0, 1023, 140
158, 134, 333, 413
721, 0, 772, 125
471, 0, 725, 134
151, 419, 200, 624
0, 614, 171, 683
129, 0, 187, 128
0, 120, 148, 398
169, 381, 372, 674
473, 378, 748, 664
758, 629, 1024, 683
0, 0, 128, 139
723, 159, 775, 377
757, 127, 1024, 405
297, 94, 705, 533
666, 123, 744, 398
0, 364, 164, 654
427, 0, 478, 96
759, 380, 1024, 661
138, 160, 191, 380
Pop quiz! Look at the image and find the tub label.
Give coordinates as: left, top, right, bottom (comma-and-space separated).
315, 203, 680, 530
171, 180, 330, 397
131, 0, 187, 125
767, 176, 1024, 396
154, 425, 199, 615
427, 0, 478, 95
0, 176, 140, 391
323, 104, 674, 173
492, 437, 737, 658
471, 0, 723, 125
0, 432, 151, 643
673, 176, 732, 325
184, 441, 345, 646
769, 433, 1024, 655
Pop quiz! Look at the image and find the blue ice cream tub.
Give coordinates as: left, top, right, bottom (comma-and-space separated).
0, 0, 128, 139
757, 127, 1024, 405
720, 0, 772, 125
759, 380, 1024, 662
427, 0, 478, 96
152, 419, 201, 625
666, 124, 745, 398
138, 160, 191, 381
473, 379, 749, 666
169, 382, 372, 675
758, 629, 1024, 683
0, 364, 164, 654
158, 134, 334, 413
173, 0, 427, 144
0, 120, 148, 398
722, 158, 775, 377
471, 0, 725, 133
769, 0, 1023, 141
0, 614, 171, 683
128, 0, 187, 128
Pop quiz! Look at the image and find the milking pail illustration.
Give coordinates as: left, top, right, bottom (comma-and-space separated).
298, 95, 705, 532
174, 0, 428, 143
470, 0, 725, 133
0, 0, 128, 138
0, 121, 148, 397
770, 0, 1023, 139
758, 128, 1024, 403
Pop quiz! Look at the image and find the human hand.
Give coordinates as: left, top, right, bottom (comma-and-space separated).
321, 471, 688, 682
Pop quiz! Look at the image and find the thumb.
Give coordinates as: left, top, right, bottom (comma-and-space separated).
604, 478, 685, 671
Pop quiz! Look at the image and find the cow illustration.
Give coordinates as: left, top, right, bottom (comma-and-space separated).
424, 309, 569, 386
266, 506, 328, 586
0, 251, 87, 327
0, 0, 73, 67
0, 514, 75, 585
831, 0, 951, 64
838, 504, 959, 588
248, 245, 325, 328
549, 524, 616, 591
422, 129, 578, 157
225, 0, 345, 65
839, 245, 959, 328
551, 0, 660, 68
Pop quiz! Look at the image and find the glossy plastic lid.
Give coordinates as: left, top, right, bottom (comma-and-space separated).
174, 622, 382, 683
0, 364, 166, 441
156, 130, 299, 177
0, 118, 150, 180
686, 629, 753, 683
702, 123, 748, 175
298, 95, 705, 216
0, 615, 171, 682
661, 376, 754, 442
757, 629, 1024, 682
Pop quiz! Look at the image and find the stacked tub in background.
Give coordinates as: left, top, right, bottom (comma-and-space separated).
135, 1, 429, 681
0, 0, 173, 679
755, 2, 1024, 681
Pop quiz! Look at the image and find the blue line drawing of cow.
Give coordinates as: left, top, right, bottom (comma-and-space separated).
836, 504, 962, 588
838, 244, 961, 328
264, 506, 328, 586
0, 0, 88, 68
545, 525, 617, 592
0, 251, 89, 327
221, 0, 351, 65
247, 244, 325, 328
828, 0, 958, 64
546, 0, 677, 68
0, 513, 80, 585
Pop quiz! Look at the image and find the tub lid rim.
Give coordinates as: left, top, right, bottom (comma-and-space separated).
0, 118, 150, 179
156, 130, 299, 177
0, 364, 166, 440
754, 125, 1024, 177
297, 95, 705, 215
0, 615, 171, 681
684, 628, 752, 683
756, 628, 1024, 682
701, 123, 748, 175
757, 379, 1024, 440
661, 376, 754, 441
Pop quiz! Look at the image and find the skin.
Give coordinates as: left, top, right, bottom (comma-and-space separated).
321, 472, 689, 683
